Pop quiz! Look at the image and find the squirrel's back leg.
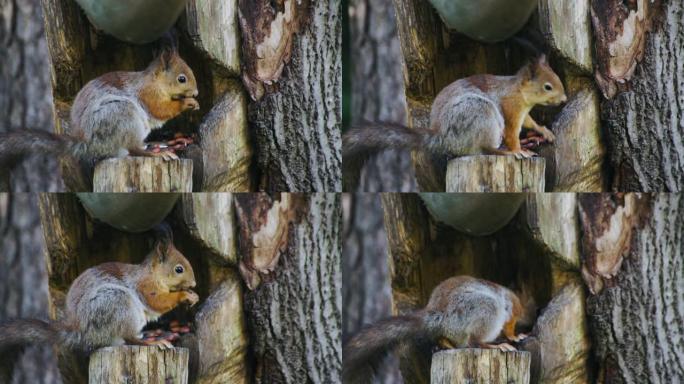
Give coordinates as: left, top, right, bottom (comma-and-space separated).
80, 99, 149, 159
440, 293, 508, 348
74, 286, 147, 351
433, 93, 504, 156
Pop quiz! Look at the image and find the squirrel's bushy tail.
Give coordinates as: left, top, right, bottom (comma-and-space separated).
342, 123, 428, 190
0, 130, 86, 166
0, 319, 82, 352
343, 313, 428, 384
343, 123, 427, 159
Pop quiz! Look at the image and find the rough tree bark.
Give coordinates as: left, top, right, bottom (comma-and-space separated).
599, 1, 684, 192
349, 0, 416, 192
0, 0, 63, 191
240, 194, 341, 383
342, 193, 401, 384
0, 193, 61, 384
247, 1, 342, 193
584, 194, 684, 382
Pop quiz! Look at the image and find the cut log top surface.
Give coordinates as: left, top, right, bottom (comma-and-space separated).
446, 155, 545, 193
89, 346, 189, 384
431, 348, 531, 384
93, 157, 193, 193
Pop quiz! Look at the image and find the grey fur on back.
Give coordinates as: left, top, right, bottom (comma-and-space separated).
66, 265, 149, 353
429, 91, 504, 155
70, 76, 157, 159
425, 277, 513, 346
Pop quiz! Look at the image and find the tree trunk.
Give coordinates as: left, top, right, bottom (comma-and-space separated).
0, 0, 63, 191
585, 194, 684, 382
342, 193, 401, 383
247, 1, 341, 193
348, 0, 416, 192
88, 346, 189, 384
241, 194, 341, 383
600, 1, 684, 191
0, 193, 61, 384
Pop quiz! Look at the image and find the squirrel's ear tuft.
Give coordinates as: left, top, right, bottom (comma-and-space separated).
155, 30, 179, 71
536, 54, 548, 67
150, 222, 173, 262
158, 47, 176, 71
154, 240, 168, 263
518, 62, 535, 81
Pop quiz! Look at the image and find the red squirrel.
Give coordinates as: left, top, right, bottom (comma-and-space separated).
343, 55, 567, 186
343, 276, 533, 384
0, 225, 198, 354
0, 46, 199, 168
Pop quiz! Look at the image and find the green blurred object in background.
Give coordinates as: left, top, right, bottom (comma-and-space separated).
77, 193, 180, 233
428, 0, 537, 43
74, 0, 189, 44
419, 193, 525, 236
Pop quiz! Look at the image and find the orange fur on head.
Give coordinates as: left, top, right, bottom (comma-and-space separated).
139, 50, 199, 121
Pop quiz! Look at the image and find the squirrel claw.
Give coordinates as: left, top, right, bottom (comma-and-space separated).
517, 149, 538, 159
157, 151, 179, 161
492, 342, 517, 352
497, 343, 517, 352
481, 342, 517, 352
143, 339, 174, 350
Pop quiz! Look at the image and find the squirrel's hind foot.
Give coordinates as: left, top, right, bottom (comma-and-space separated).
437, 337, 457, 350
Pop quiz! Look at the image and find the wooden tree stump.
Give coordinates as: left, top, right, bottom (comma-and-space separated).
89, 346, 189, 384
431, 349, 531, 384
93, 158, 193, 192
446, 156, 545, 192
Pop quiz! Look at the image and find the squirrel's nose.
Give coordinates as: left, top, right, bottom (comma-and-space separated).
561, 95, 568, 103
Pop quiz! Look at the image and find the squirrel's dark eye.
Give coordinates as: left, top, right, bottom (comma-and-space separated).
175, 265, 184, 274
544, 83, 553, 92
177, 74, 187, 84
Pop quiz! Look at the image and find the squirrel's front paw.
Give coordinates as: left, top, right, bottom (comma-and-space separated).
182, 98, 200, 111
539, 126, 556, 143
508, 333, 529, 342
181, 290, 199, 306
